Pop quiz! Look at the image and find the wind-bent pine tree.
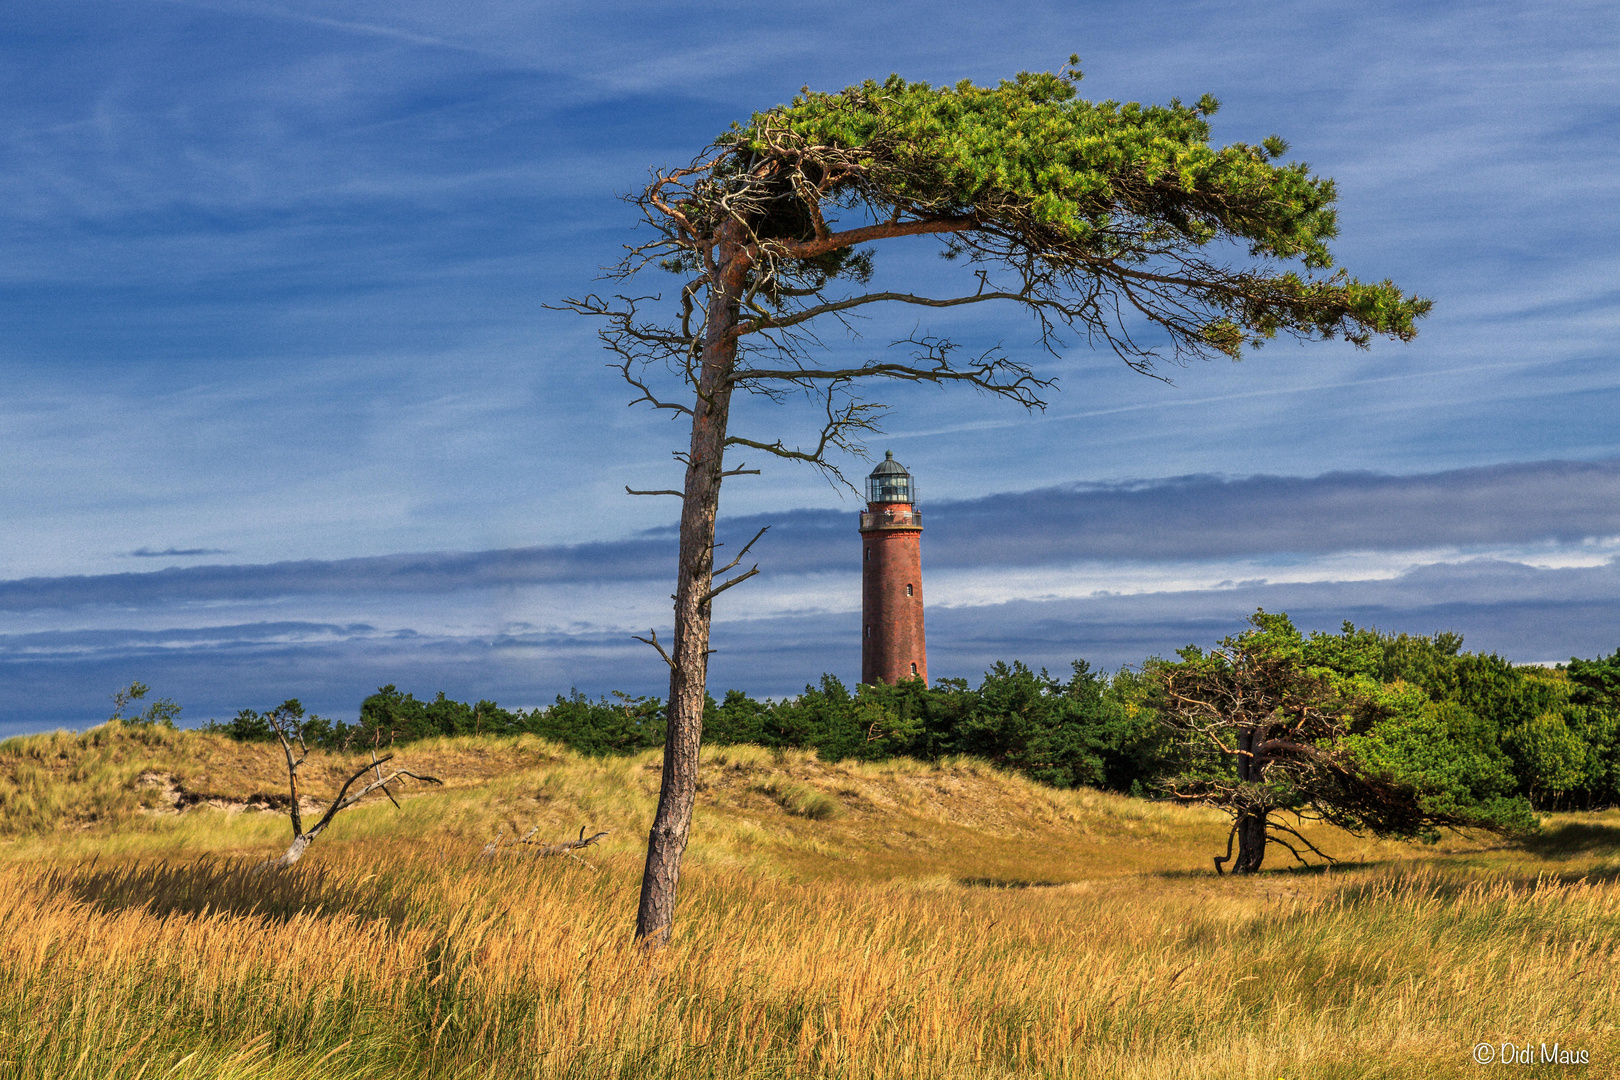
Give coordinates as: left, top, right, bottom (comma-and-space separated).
563, 58, 1432, 945
1155, 611, 1534, 873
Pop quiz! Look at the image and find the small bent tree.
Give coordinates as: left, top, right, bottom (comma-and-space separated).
564, 59, 1431, 942
109, 681, 182, 727
1156, 611, 1535, 873
261, 700, 442, 869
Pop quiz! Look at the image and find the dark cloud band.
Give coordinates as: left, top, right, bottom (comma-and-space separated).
5, 554, 1619, 735
5, 458, 1619, 612
922, 458, 1620, 564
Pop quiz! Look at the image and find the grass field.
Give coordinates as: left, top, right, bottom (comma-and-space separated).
0, 722, 1615, 1078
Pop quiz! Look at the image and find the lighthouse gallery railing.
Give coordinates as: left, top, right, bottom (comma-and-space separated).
859, 509, 923, 529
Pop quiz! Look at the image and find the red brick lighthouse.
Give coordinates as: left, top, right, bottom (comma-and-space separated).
860, 451, 927, 685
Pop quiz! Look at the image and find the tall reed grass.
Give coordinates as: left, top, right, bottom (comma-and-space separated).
0, 841, 1614, 1079
2, 729, 1615, 1077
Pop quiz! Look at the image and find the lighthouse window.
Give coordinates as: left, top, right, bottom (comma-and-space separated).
905, 584, 913, 596
865, 547, 871, 561
911, 663, 918, 675
865, 625, 871, 639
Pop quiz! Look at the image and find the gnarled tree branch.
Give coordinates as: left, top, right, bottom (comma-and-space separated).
259, 703, 442, 870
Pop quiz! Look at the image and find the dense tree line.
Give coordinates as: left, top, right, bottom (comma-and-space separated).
202, 616, 1620, 813
1310, 624, 1620, 811
203, 665, 1167, 792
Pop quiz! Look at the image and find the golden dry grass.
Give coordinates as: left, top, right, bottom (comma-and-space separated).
0, 723, 568, 838
0, 724, 1616, 1078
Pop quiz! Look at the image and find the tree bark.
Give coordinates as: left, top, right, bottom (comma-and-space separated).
634, 223, 750, 947
270, 828, 318, 869
1231, 718, 1267, 874
1233, 809, 1268, 874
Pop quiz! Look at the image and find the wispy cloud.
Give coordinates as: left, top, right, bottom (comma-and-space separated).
0, 542, 670, 612
127, 547, 233, 558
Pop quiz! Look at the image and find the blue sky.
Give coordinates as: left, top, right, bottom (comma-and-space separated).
2, 0, 1618, 732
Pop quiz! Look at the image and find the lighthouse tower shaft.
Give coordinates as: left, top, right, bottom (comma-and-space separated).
860, 498, 927, 686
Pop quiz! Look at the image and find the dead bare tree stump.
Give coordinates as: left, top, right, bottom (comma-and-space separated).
257, 700, 441, 870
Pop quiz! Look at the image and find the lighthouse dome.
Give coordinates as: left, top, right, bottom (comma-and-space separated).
865, 451, 916, 504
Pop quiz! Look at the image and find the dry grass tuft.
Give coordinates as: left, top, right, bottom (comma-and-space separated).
752, 777, 843, 820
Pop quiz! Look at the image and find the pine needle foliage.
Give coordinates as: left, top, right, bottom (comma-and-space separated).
700, 58, 1432, 364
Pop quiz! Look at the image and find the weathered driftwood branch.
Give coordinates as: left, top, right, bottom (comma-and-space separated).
482, 825, 610, 868
259, 702, 442, 870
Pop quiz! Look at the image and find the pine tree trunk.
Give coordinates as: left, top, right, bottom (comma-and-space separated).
1232, 809, 1268, 874
634, 225, 749, 946
1230, 719, 1267, 874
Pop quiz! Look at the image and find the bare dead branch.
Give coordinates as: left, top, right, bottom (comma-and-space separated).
482, 826, 542, 859
734, 286, 1036, 338
712, 527, 768, 578
263, 705, 310, 839
256, 735, 442, 870
304, 760, 442, 839
633, 629, 677, 670
485, 824, 610, 864
703, 566, 759, 606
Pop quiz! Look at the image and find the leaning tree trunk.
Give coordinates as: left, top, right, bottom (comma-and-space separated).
634, 226, 750, 946
270, 823, 325, 869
